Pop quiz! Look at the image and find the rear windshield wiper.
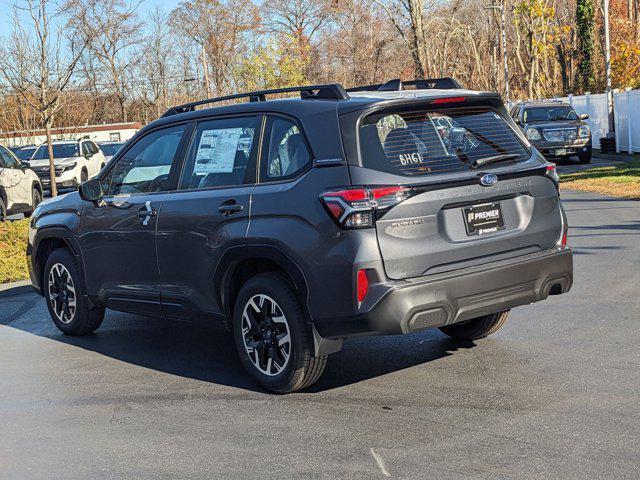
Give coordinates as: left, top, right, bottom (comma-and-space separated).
471, 154, 520, 169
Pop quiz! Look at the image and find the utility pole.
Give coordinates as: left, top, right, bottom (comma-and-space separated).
603, 0, 614, 135
485, 1, 510, 104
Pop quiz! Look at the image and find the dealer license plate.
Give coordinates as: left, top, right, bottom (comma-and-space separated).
463, 202, 506, 236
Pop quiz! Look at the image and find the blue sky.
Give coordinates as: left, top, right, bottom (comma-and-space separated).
0, 0, 181, 35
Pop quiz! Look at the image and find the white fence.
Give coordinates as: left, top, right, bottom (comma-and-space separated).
613, 89, 640, 154
509, 89, 640, 153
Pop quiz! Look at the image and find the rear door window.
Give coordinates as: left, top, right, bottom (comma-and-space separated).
260, 117, 311, 182
359, 106, 530, 177
179, 116, 258, 190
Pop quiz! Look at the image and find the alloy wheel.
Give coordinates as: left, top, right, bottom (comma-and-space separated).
241, 294, 292, 376
48, 263, 77, 324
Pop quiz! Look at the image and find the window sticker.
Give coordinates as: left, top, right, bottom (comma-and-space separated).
194, 128, 244, 174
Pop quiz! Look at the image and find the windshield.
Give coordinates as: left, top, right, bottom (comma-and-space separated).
523, 106, 578, 122
359, 106, 530, 177
31, 143, 79, 160
99, 143, 124, 156
15, 147, 36, 160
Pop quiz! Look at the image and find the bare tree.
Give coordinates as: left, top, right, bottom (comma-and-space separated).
71, 0, 143, 122
374, 0, 431, 77
170, 0, 260, 96
262, 0, 331, 49
138, 7, 175, 118
0, 0, 87, 196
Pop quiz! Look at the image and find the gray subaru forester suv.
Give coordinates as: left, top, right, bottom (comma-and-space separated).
27, 78, 573, 392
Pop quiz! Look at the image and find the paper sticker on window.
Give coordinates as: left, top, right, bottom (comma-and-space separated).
195, 128, 244, 173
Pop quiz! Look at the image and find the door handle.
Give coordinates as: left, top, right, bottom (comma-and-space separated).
137, 201, 157, 225
218, 201, 244, 216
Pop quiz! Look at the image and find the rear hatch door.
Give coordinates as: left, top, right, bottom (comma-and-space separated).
343, 97, 562, 280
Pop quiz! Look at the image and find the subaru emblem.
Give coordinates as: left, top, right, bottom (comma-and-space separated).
480, 173, 498, 187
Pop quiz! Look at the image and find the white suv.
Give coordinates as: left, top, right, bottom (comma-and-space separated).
27, 139, 106, 191
0, 144, 42, 221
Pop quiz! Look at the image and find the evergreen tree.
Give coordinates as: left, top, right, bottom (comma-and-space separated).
576, 0, 596, 92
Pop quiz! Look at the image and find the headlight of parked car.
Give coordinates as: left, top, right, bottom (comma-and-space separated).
578, 125, 590, 138
525, 127, 541, 141
54, 162, 77, 175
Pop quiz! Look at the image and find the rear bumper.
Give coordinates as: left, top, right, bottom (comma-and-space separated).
314, 248, 573, 338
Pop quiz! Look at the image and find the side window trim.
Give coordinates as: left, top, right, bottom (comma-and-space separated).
176, 114, 262, 192
102, 122, 194, 197
257, 114, 313, 185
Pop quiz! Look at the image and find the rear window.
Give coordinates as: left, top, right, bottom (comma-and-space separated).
359, 106, 530, 176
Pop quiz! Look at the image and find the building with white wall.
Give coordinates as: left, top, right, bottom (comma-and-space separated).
0, 122, 142, 148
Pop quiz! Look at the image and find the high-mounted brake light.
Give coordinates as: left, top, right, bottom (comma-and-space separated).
431, 96, 467, 105
320, 186, 413, 229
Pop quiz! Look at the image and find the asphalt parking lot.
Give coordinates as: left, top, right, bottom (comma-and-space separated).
2, 188, 639, 479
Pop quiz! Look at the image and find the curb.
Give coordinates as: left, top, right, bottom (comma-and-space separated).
0, 280, 32, 298
593, 151, 639, 162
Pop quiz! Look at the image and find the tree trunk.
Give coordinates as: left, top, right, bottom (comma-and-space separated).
408, 0, 427, 78
45, 120, 58, 197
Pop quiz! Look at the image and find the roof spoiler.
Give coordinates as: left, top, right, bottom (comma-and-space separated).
162, 84, 350, 117
346, 77, 464, 92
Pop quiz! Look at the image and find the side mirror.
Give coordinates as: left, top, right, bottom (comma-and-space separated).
580, 113, 590, 120
79, 178, 104, 204
21, 161, 30, 170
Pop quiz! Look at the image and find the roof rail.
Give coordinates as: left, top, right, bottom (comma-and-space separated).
346, 77, 464, 92
162, 84, 350, 117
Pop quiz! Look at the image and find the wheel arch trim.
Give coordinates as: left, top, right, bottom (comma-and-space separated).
214, 244, 311, 321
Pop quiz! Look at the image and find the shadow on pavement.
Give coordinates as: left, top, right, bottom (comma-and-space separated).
1, 286, 474, 393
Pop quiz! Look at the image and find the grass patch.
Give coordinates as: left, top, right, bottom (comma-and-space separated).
0, 219, 30, 283
560, 160, 640, 200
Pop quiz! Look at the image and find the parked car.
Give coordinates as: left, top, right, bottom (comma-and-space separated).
0, 144, 43, 220
28, 79, 573, 392
97, 141, 125, 162
27, 139, 106, 191
510, 101, 592, 163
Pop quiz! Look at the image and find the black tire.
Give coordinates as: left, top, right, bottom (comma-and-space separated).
439, 310, 509, 340
80, 169, 88, 183
24, 188, 42, 218
0, 197, 6, 222
578, 151, 592, 164
44, 248, 105, 335
232, 273, 327, 393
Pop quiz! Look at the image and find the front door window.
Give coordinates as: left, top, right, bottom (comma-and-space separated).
108, 124, 186, 195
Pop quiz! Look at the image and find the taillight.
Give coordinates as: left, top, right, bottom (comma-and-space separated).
320, 186, 413, 229
546, 164, 560, 186
357, 269, 369, 303
558, 208, 568, 249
